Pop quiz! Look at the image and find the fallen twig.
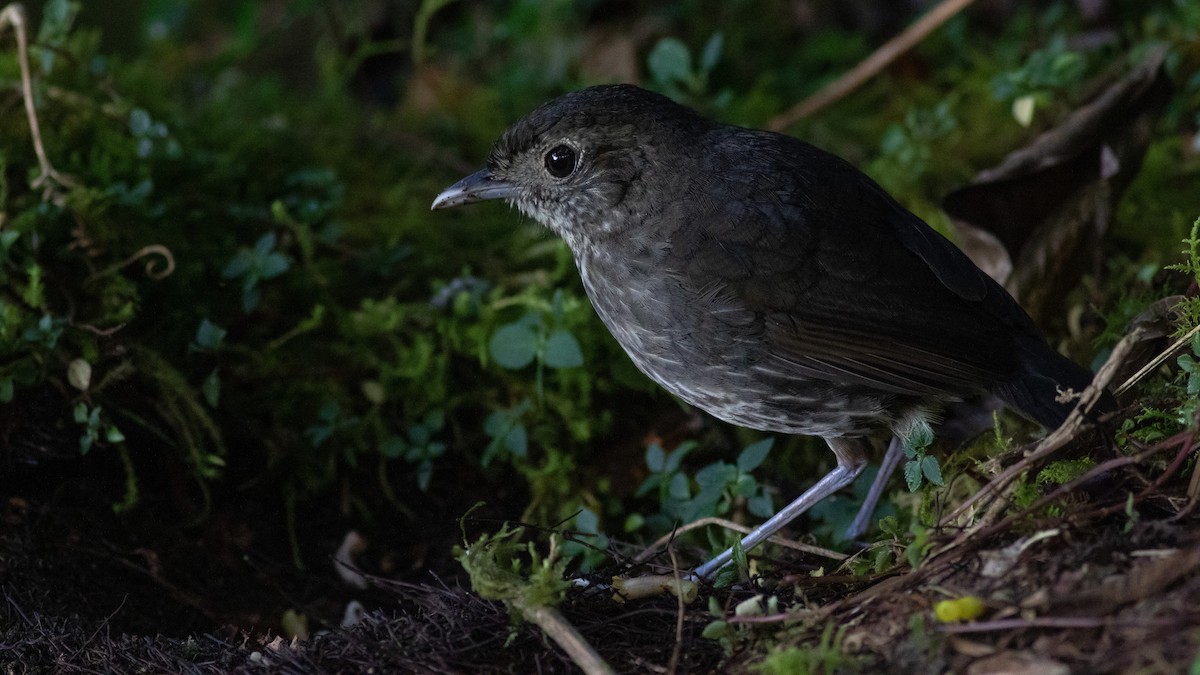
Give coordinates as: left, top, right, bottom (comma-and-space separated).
0, 3, 79, 199
769, 0, 978, 130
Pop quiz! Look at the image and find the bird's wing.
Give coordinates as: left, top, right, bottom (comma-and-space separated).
662, 133, 1030, 398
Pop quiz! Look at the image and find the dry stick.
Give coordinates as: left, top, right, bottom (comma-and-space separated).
827, 328, 1149, 611
0, 4, 77, 197
634, 516, 846, 565
1116, 322, 1200, 396
666, 547, 685, 675
938, 324, 1142, 533
768, 0, 978, 130
969, 434, 1185, 542
521, 604, 615, 675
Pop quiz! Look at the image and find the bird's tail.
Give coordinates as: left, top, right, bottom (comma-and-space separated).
995, 339, 1115, 430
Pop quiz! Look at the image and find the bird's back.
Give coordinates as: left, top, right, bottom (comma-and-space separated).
578, 121, 1094, 435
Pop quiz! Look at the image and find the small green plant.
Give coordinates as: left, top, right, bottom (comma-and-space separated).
1111, 215, 1200, 449
1011, 457, 1095, 513
901, 419, 943, 492
455, 518, 613, 672
304, 401, 359, 449
381, 410, 447, 491
701, 593, 736, 648
753, 623, 852, 675
74, 403, 126, 455
1166, 216, 1200, 336
990, 33, 1088, 125
482, 398, 532, 467
873, 101, 959, 188
489, 289, 585, 400
904, 522, 934, 570
1177, 332, 1200, 398
221, 232, 291, 312
635, 438, 775, 535
454, 519, 572, 616
712, 538, 749, 588
647, 32, 731, 108
1123, 492, 1140, 533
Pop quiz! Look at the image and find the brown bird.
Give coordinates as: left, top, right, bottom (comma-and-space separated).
433, 85, 1103, 579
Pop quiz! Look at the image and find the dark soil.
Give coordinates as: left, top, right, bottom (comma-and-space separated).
3, 407, 1200, 674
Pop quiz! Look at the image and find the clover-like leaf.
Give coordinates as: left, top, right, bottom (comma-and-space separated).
543, 329, 583, 369
489, 322, 538, 369
648, 37, 692, 85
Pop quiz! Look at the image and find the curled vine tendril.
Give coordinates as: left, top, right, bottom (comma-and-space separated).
86, 244, 177, 284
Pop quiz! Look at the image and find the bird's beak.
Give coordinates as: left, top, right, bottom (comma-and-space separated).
431, 168, 519, 210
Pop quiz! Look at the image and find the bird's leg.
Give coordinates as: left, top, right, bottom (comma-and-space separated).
844, 436, 904, 542
691, 437, 867, 581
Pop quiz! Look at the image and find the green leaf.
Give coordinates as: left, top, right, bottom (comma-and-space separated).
747, 493, 773, 518
489, 323, 538, 369
253, 232, 278, 257
407, 424, 431, 447
0, 378, 12, 403
714, 565, 737, 588
483, 410, 505, 437
904, 418, 934, 453
732, 474, 757, 498
194, 319, 227, 351
921, 455, 944, 486
0, 230, 20, 251
504, 423, 527, 456
129, 108, 153, 137
575, 507, 600, 535
645, 444, 665, 472
105, 425, 126, 444
668, 472, 690, 500
731, 538, 747, 570
417, 460, 433, 491
701, 621, 728, 640
202, 369, 220, 407
624, 513, 644, 532
904, 460, 923, 492
258, 252, 290, 279
543, 329, 584, 369
222, 250, 253, 279
241, 286, 261, 313
647, 37, 692, 84
699, 32, 724, 72
695, 462, 736, 489
665, 440, 696, 472
736, 438, 773, 472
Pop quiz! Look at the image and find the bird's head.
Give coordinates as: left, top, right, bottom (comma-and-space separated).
432, 84, 708, 254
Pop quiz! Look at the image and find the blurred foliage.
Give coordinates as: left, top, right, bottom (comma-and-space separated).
0, 0, 1198, 573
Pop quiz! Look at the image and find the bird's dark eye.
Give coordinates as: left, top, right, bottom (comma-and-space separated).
544, 145, 577, 178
